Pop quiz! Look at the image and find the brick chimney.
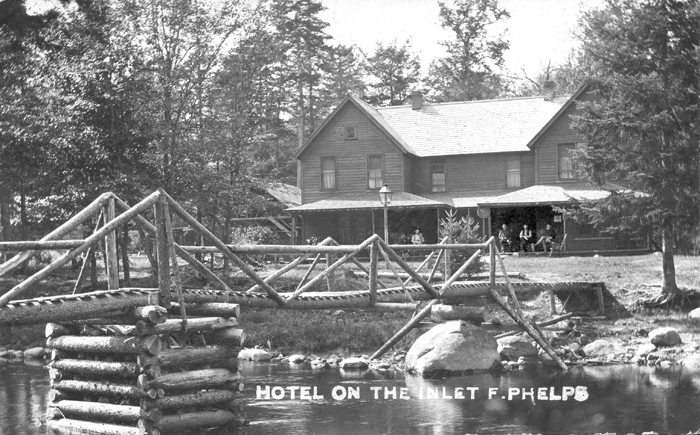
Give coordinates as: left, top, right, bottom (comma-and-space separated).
411, 91, 423, 110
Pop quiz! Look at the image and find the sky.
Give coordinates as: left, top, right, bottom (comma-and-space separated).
319, 0, 606, 78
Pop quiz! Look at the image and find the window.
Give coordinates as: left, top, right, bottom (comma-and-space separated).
367, 155, 383, 189
558, 144, 576, 180
345, 126, 357, 140
506, 156, 521, 188
431, 160, 446, 192
321, 156, 337, 190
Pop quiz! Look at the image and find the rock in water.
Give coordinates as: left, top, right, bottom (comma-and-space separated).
339, 357, 369, 370
404, 321, 499, 377
288, 354, 306, 364
238, 348, 272, 362
648, 327, 682, 346
582, 340, 625, 357
23, 347, 46, 359
689, 308, 700, 319
497, 336, 538, 360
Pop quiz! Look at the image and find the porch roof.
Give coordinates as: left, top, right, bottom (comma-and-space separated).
422, 190, 510, 208
287, 192, 446, 212
476, 183, 615, 207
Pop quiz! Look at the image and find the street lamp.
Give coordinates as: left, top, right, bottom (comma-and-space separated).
378, 184, 392, 243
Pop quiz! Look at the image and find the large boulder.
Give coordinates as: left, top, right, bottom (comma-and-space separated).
404, 321, 499, 377
648, 327, 682, 347
238, 348, 272, 362
339, 357, 369, 370
582, 340, 625, 357
497, 336, 538, 361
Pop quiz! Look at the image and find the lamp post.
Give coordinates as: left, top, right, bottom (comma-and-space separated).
378, 184, 392, 243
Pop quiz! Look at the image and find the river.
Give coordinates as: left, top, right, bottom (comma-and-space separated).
1, 359, 699, 434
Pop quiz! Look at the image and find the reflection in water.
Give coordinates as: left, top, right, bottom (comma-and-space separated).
0, 361, 49, 435
0, 360, 699, 435
240, 361, 700, 435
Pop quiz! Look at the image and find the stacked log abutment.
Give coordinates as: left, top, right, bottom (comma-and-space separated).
45, 302, 246, 435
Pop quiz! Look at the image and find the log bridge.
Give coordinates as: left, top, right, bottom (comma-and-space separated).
0, 190, 606, 434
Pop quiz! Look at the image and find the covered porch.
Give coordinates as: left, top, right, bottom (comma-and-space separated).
477, 185, 650, 254
287, 192, 446, 245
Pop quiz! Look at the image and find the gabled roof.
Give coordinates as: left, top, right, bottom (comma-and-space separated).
294, 95, 415, 159
376, 96, 569, 157
265, 183, 301, 208
526, 82, 591, 149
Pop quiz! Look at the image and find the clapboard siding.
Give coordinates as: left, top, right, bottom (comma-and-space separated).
301, 105, 405, 203
409, 152, 536, 193
534, 93, 593, 184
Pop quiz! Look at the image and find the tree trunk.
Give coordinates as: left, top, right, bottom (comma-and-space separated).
661, 221, 679, 297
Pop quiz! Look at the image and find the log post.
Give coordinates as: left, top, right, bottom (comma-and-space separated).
154, 196, 170, 307
430, 304, 487, 323
138, 346, 240, 369
138, 368, 240, 392
50, 359, 140, 377
162, 197, 186, 325
53, 400, 147, 423
104, 198, 120, 290
48, 418, 145, 435
134, 317, 237, 336
168, 303, 239, 318
489, 238, 496, 286
368, 239, 379, 306
122, 222, 131, 286
141, 389, 239, 411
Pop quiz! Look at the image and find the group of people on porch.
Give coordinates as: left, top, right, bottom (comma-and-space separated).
499, 222, 556, 253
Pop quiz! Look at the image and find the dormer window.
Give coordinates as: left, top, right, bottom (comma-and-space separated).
345, 126, 357, 140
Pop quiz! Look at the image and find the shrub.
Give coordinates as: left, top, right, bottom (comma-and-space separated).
439, 209, 485, 277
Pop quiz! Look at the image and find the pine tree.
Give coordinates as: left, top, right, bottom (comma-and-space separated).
425, 0, 509, 102
572, 0, 700, 302
364, 40, 421, 106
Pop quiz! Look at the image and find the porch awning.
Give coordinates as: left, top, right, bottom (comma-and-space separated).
287, 192, 445, 212
423, 190, 510, 208
476, 184, 615, 207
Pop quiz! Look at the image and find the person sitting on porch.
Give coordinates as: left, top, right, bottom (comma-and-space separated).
519, 224, 533, 252
498, 223, 512, 252
411, 229, 425, 245
535, 224, 556, 252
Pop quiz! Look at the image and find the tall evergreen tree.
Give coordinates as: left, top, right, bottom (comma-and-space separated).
364, 40, 421, 106
425, 0, 509, 102
270, 0, 332, 148
572, 0, 699, 302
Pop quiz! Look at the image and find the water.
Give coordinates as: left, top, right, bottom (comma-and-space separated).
1, 359, 699, 435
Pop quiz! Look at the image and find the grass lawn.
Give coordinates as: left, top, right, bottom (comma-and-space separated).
0, 252, 698, 356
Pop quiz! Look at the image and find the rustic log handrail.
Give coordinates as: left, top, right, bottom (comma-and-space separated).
0, 191, 162, 308
0, 240, 86, 251
0, 192, 111, 277
161, 190, 287, 307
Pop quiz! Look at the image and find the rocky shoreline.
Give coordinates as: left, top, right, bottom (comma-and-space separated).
237, 324, 700, 375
